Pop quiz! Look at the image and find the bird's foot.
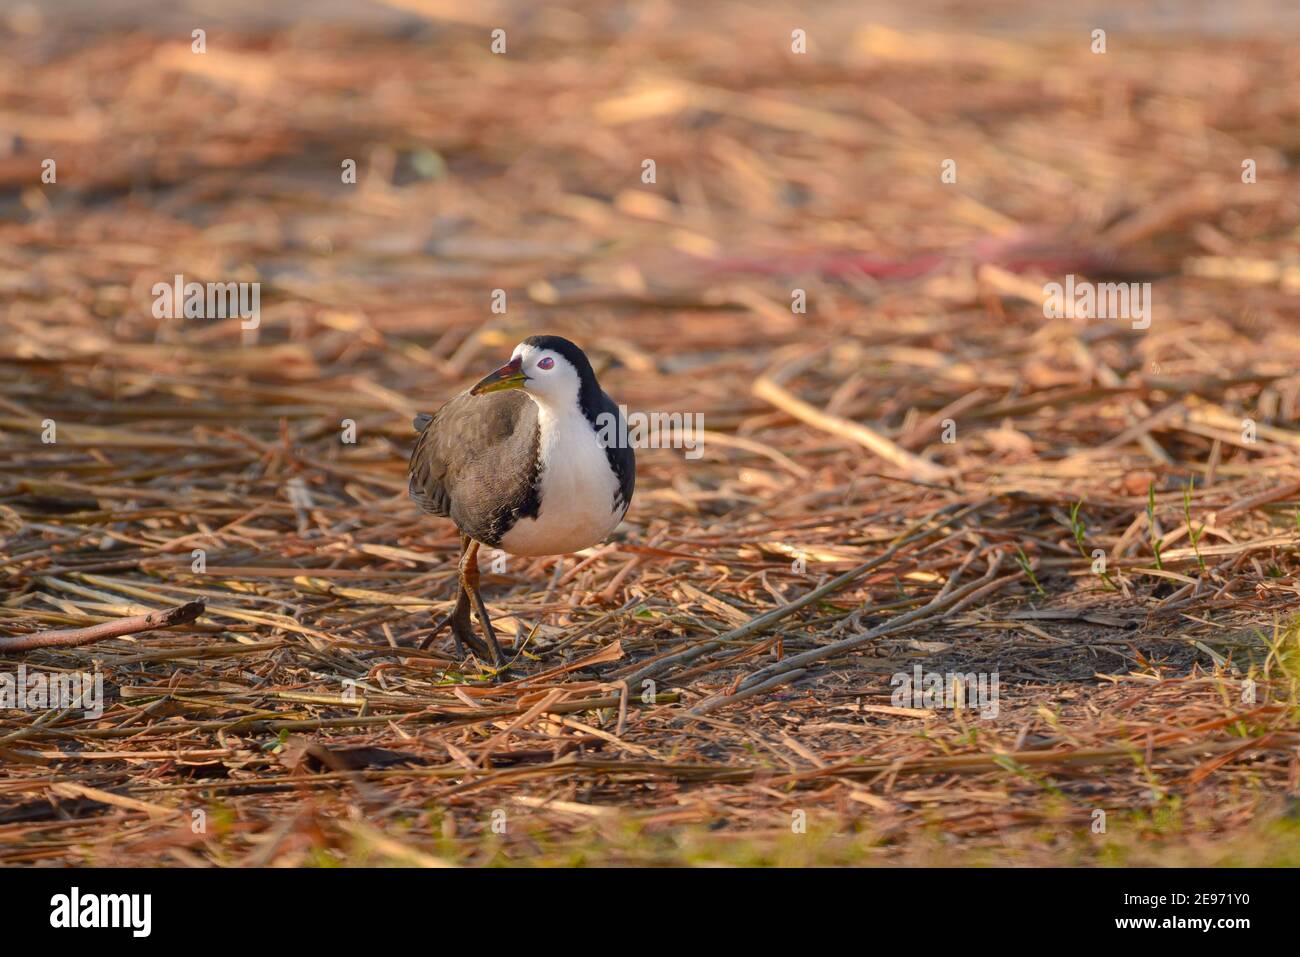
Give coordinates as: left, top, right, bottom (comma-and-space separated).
468, 598, 508, 670
449, 606, 493, 663
417, 610, 454, 651
422, 595, 494, 666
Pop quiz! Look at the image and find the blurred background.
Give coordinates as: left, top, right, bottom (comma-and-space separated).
5, 0, 1300, 498
4, 0, 1299, 382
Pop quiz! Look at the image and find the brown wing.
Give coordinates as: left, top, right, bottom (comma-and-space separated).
408, 390, 538, 542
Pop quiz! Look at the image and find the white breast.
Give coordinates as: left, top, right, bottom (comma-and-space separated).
498, 402, 623, 556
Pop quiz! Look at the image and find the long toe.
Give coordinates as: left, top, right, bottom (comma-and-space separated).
419, 610, 455, 650
462, 581, 507, 668
450, 609, 490, 661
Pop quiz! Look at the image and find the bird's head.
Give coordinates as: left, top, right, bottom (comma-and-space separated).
470, 335, 596, 410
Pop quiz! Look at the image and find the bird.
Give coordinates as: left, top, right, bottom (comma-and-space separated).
407, 335, 635, 667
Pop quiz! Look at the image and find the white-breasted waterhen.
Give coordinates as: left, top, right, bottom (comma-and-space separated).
408, 335, 635, 666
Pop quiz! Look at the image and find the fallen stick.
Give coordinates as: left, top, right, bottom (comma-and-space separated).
617, 503, 980, 688
690, 552, 1010, 714
0, 600, 206, 652
1214, 478, 1300, 523
753, 373, 954, 484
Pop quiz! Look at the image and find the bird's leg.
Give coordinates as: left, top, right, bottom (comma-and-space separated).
430, 588, 479, 658
456, 600, 486, 659
449, 535, 490, 659
461, 539, 507, 667
421, 535, 489, 660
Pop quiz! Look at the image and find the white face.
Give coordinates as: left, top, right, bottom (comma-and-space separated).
513, 342, 581, 407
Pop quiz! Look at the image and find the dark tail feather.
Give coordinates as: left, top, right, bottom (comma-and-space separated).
413, 412, 433, 432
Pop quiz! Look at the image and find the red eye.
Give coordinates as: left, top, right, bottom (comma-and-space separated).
537, 357, 555, 370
